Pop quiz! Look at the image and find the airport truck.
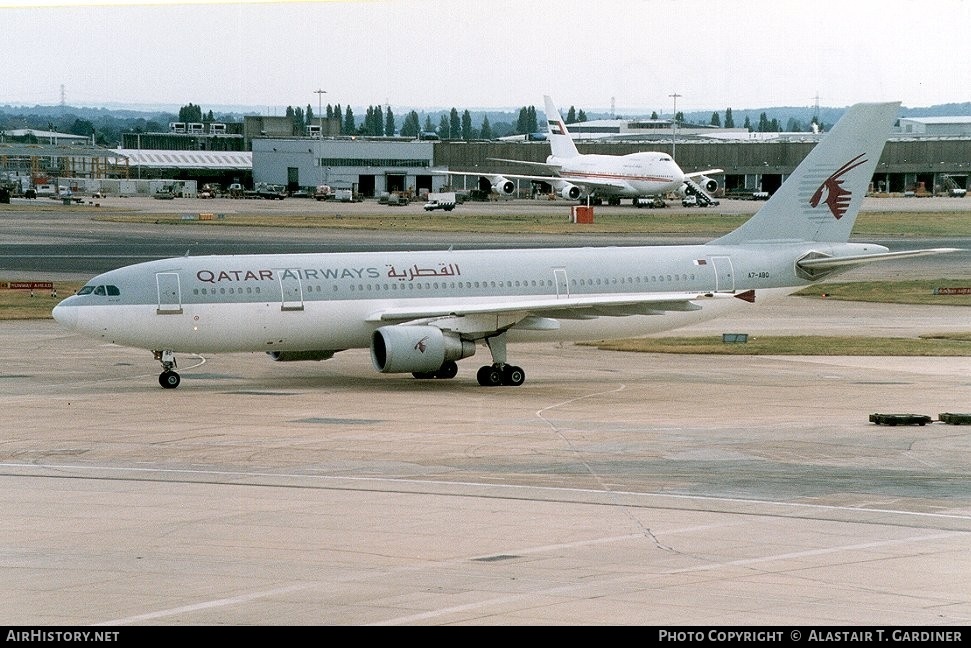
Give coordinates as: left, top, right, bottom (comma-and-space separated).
423, 191, 456, 211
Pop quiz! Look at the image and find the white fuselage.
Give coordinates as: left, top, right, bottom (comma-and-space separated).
51, 241, 867, 357
551, 151, 685, 197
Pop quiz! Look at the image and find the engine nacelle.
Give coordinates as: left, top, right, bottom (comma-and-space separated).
370, 326, 475, 374
491, 176, 515, 195
559, 183, 581, 200
698, 175, 719, 193
267, 350, 335, 362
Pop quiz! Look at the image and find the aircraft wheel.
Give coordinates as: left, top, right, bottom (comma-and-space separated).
476, 365, 503, 387
435, 360, 458, 379
502, 365, 526, 386
159, 370, 181, 389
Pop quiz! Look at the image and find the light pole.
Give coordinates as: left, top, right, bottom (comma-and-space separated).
669, 92, 681, 161
314, 88, 326, 136
314, 89, 326, 187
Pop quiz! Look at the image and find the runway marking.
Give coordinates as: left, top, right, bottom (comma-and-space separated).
370, 530, 969, 626
662, 531, 966, 574
4, 461, 971, 524
4, 465, 971, 625
93, 583, 319, 626
472, 523, 740, 561
533, 384, 628, 493
532, 384, 739, 552
93, 523, 743, 626
83, 520, 970, 626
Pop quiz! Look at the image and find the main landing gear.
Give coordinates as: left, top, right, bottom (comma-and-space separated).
412, 360, 525, 386
154, 350, 181, 389
410, 332, 527, 387
412, 360, 459, 380
475, 333, 525, 387
475, 363, 525, 387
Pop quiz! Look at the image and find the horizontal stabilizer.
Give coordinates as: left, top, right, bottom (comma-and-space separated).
796, 248, 963, 280
798, 248, 963, 270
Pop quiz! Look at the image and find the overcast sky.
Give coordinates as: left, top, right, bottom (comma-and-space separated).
3, 0, 968, 115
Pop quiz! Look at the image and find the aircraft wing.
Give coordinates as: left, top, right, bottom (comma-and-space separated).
447, 169, 632, 193
445, 169, 559, 183
366, 291, 723, 332
685, 168, 723, 179
486, 157, 561, 171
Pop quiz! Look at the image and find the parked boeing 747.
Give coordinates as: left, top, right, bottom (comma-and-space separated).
447, 96, 722, 204
53, 102, 958, 389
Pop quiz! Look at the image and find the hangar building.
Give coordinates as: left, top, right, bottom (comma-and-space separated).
251, 138, 442, 197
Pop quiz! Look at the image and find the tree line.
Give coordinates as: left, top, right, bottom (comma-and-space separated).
0, 101, 833, 147
283, 103, 590, 140
288, 103, 821, 137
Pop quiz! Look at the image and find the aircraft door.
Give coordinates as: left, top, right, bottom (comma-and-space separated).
553, 268, 570, 298
709, 256, 735, 293
156, 272, 183, 315
278, 269, 304, 311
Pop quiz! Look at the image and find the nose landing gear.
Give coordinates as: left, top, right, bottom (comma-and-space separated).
153, 350, 181, 389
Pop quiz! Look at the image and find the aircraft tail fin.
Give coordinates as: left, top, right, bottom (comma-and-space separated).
710, 102, 900, 245
544, 95, 580, 160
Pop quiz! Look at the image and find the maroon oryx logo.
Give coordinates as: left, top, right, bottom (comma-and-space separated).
414, 336, 429, 353
809, 154, 868, 219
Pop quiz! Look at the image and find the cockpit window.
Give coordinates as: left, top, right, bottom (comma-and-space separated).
77, 284, 120, 297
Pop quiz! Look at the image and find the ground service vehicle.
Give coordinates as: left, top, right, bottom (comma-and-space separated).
256, 183, 287, 200
423, 192, 456, 211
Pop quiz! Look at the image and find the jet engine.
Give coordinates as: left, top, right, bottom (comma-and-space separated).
697, 175, 719, 193
558, 183, 582, 200
267, 350, 335, 362
491, 176, 515, 195
371, 325, 475, 374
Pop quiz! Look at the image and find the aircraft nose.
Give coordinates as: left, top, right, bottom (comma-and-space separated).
52, 301, 77, 329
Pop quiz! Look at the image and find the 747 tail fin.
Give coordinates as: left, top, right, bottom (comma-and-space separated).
544, 95, 580, 161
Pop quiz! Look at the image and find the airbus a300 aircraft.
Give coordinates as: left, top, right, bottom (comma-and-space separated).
53, 102, 957, 389
449, 96, 722, 203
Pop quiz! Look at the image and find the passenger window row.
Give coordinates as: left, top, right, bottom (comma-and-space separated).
190, 274, 701, 298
